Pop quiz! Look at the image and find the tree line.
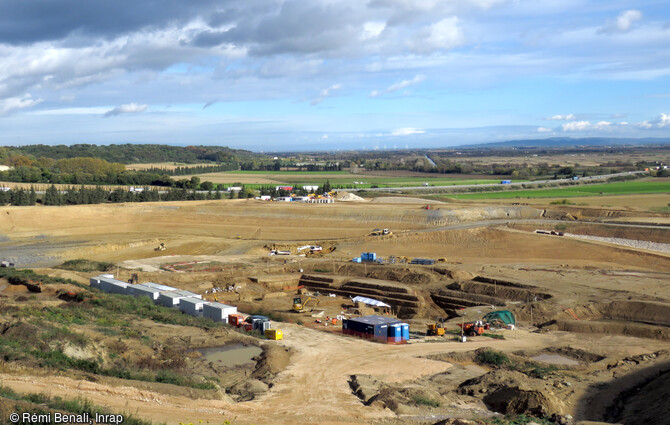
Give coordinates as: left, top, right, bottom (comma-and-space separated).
0, 186, 229, 207
1, 144, 258, 164
141, 163, 238, 176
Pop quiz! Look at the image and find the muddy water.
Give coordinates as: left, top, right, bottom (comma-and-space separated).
532, 353, 580, 366
196, 344, 262, 367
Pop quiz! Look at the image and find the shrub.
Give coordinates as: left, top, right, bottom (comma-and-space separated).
476, 349, 510, 366
412, 394, 440, 408
57, 259, 114, 272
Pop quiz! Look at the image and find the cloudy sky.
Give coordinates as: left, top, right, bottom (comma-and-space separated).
0, 0, 668, 151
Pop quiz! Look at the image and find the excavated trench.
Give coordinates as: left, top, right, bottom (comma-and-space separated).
543, 300, 670, 341
300, 272, 553, 319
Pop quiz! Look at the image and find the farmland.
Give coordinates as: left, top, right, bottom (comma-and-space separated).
446, 179, 670, 200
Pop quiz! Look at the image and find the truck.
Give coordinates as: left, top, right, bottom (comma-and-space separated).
370, 228, 391, 236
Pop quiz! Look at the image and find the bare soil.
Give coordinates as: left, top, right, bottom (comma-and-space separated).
0, 197, 668, 424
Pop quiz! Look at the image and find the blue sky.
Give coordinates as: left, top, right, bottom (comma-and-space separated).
0, 0, 668, 151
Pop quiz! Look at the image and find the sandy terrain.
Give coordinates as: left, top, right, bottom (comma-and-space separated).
0, 196, 669, 424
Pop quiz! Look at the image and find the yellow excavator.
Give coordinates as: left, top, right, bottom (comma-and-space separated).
293, 296, 320, 313
426, 317, 446, 336
155, 242, 166, 251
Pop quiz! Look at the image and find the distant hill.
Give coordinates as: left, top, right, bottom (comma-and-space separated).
460, 137, 670, 149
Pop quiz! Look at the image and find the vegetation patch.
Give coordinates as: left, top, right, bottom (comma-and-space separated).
0, 385, 160, 425
57, 259, 114, 273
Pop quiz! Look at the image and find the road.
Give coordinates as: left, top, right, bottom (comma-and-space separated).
0, 322, 572, 425
342, 170, 647, 192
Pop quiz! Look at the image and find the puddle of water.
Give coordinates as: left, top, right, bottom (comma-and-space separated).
195, 344, 262, 368
532, 354, 580, 366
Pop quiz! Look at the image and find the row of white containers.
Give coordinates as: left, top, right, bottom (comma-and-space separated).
90, 275, 237, 323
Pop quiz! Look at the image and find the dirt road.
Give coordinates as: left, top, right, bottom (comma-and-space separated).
0, 323, 626, 425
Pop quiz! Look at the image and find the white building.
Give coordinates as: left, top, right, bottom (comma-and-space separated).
202, 302, 238, 323
128, 284, 162, 300
90, 276, 128, 295
158, 290, 202, 308
179, 297, 209, 316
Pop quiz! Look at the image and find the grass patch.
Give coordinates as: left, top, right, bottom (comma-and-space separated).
489, 414, 555, 425
474, 349, 558, 379
0, 385, 161, 425
549, 199, 573, 205
476, 349, 510, 366
0, 267, 88, 289
56, 259, 114, 273
411, 394, 440, 408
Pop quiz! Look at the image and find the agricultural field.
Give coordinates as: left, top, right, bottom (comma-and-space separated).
179, 169, 507, 188
446, 179, 670, 200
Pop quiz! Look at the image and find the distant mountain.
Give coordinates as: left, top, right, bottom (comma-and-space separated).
460, 137, 670, 149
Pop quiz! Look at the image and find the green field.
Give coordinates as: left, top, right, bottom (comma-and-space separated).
447, 180, 670, 200
239, 178, 506, 189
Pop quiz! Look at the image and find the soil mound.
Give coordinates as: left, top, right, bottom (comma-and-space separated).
251, 344, 292, 385
335, 192, 366, 202
459, 370, 566, 418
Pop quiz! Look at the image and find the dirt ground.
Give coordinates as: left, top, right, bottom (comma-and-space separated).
0, 196, 669, 424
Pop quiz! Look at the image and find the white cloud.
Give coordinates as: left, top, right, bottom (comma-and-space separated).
412, 17, 464, 53
0, 94, 43, 116
103, 103, 149, 117
596, 121, 611, 126
639, 121, 653, 129
33, 107, 109, 116
548, 114, 576, 121
561, 120, 591, 131
657, 113, 670, 128
616, 10, 643, 32
537, 127, 553, 133
600, 9, 642, 34
311, 84, 342, 105
361, 21, 386, 40
371, 74, 425, 97
392, 127, 424, 136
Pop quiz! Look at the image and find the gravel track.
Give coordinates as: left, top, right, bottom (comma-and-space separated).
567, 233, 670, 254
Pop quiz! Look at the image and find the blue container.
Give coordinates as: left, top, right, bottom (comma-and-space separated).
352, 257, 362, 263
361, 252, 376, 261
401, 323, 409, 341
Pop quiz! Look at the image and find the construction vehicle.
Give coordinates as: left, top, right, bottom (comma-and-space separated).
458, 320, 486, 336
293, 296, 320, 313
155, 242, 166, 251
370, 228, 392, 236
426, 318, 446, 336
228, 314, 245, 327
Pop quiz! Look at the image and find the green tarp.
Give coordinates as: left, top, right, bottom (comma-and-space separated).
483, 310, 516, 326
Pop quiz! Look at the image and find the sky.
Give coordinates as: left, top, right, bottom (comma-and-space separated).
0, 0, 669, 151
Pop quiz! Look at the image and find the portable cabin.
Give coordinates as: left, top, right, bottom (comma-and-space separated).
158, 290, 201, 308
342, 315, 401, 343
92, 276, 129, 295
141, 282, 178, 292
128, 284, 162, 301
179, 297, 209, 316
202, 302, 238, 323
